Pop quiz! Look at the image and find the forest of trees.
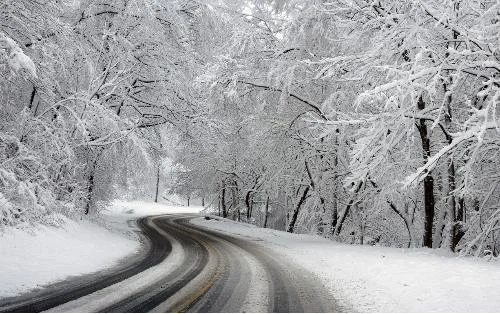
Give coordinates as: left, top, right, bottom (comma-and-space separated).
1, 0, 499, 257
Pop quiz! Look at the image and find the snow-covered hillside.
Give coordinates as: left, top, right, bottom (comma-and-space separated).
0, 215, 138, 298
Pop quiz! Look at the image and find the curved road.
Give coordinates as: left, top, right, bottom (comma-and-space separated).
0, 215, 340, 312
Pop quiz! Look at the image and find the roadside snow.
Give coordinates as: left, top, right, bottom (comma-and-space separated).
104, 199, 202, 218
192, 216, 500, 312
0, 215, 139, 298
0, 200, 202, 299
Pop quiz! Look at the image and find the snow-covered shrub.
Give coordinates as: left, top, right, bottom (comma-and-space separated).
0, 118, 80, 230
0, 32, 37, 78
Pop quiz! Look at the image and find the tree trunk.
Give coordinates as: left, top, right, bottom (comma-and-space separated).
28, 86, 37, 111
456, 197, 465, 242
330, 135, 339, 236
287, 185, 310, 233
447, 159, 459, 250
433, 172, 446, 248
245, 190, 252, 220
84, 155, 100, 215
417, 95, 435, 248
453, 195, 466, 249
85, 169, 95, 215
154, 163, 160, 203
221, 182, 227, 218
249, 199, 253, 220
263, 194, 269, 228
330, 194, 338, 236
154, 130, 162, 203
231, 180, 239, 221
218, 193, 221, 217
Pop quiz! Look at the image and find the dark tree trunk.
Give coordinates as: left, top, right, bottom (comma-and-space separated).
421, 149, 435, 249
330, 137, 339, 236
249, 199, 253, 220
287, 185, 310, 233
231, 180, 239, 221
218, 193, 221, 217
330, 197, 338, 236
28, 86, 37, 111
263, 195, 269, 228
457, 197, 465, 222
154, 164, 160, 203
417, 95, 436, 248
85, 170, 95, 215
245, 190, 252, 220
154, 135, 163, 203
221, 182, 228, 218
447, 160, 459, 250
84, 156, 100, 215
453, 195, 466, 249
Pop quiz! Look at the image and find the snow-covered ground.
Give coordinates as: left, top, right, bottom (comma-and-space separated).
0, 199, 201, 298
0, 215, 138, 298
105, 199, 201, 218
193, 216, 500, 312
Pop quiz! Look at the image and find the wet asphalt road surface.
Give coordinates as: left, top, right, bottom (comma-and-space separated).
0, 215, 340, 313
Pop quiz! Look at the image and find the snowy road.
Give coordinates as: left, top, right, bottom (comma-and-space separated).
0, 215, 338, 312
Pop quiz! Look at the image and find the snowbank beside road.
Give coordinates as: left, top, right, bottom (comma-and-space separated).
0, 215, 139, 298
0, 201, 202, 299
105, 199, 202, 218
193, 216, 500, 312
